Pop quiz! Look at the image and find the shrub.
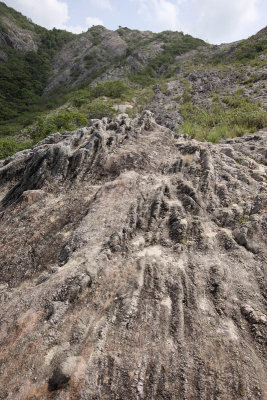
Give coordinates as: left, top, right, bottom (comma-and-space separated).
86, 100, 115, 120
30, 109, 88, 142
179, 92, 267, 142
0, 138, 32, 159
90, 80, 131, 99
69, 80, 132, 108
70, 90, 92, 107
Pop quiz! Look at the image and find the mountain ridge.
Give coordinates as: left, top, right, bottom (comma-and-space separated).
0, 2, 266, 157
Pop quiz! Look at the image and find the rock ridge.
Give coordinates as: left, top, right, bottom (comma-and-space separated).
0, 112, 266, 399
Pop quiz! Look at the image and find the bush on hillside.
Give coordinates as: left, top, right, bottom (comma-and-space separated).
86, 100, 115, 120
0, 138, 31, 160
69, 80, 132, 107
179, 92, 267, 142
30, 109, 88, 142
90, 80, 131, 99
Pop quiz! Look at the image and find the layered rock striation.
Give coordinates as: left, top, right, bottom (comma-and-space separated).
0, 112, 266, 399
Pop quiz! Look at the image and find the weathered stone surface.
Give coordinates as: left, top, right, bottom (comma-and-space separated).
0, 16, 38, 52
0, 112, 266, 399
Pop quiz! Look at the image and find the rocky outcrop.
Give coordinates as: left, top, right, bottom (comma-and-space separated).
0, 16, 38, 52
43, 26, 129, 93
0, 112, 266, 399
146, 63, 267, 132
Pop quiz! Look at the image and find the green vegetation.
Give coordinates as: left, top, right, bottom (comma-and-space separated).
83, 99, 115, 120
1, 1, 266, 160
129, 32, 207, 86
0, 1, 75, 121
0, 1, 35, 30
127, 87, 154, 118
0, 138, 31, 160
179, 90, 267, 142
0, 79, 134, 158
209, 28, 267, 66
90, 80, 131, 99
29, 109, 88, 142
0, 78, 134, 158
232, 38, 267, 62
239, 216, 249, 224
0, 109, 88, 159
0, 29, 74, 120
68, 80, 132, 108
70, 80, 133, 120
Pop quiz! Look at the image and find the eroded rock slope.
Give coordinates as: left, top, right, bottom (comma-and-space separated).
0, 112, 266, 399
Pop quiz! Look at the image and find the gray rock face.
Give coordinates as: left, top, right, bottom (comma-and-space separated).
0, 112, 266, 399
0, 49, 8, 61
146, 63, 267, 132
44, 26, 129, 93
0, 17, 38, 52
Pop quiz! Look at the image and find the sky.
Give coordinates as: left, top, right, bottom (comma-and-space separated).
4, 0, 267, 44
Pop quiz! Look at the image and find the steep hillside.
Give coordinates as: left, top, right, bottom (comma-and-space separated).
43, 27, 207, 93
0, 2, 266, 156
0, 1, 75, 122
0, 112, 266, 399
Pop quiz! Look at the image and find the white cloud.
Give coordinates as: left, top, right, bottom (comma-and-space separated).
137, 0, 180, 30
135, 0, 261, 43
88, 0, 112, 10
190, 0, 260, 43
65, 25, 85, 34
86, 16, 104, 27
5, 0, 70, 29
5, 0, 263, 42
5, 0, 104, 33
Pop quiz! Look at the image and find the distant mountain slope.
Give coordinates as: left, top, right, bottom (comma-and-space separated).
0, 1, 75, 121
44, 26, 207, 93
0, 1, 266, 159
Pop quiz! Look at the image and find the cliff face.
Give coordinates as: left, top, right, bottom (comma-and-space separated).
0, 16, 38, 52
0, 112, 266, 399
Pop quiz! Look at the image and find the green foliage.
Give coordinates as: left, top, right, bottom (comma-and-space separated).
84, 99, 115, 120
243, 72, 267, 85
209, 33, 267, 66
83, 50, 99, 68
0, 138, 31, 159
179, 92, 267, 142
30, 109, 88, 142
0, 15, 74, 122
70, 65, 81, 80
0, 1, 35, 30
182, 87, 192, 103
90, 80, 131, 99
88, 26, 105, 46
127, 87, 154, 117
129, 32, 207, 87
0, 121, 23, 137
232, 39, 267, 62
69, 80, 132, 107
69, 90, 92, 107
239, 216, 249, 224
129, 71, 156, 87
